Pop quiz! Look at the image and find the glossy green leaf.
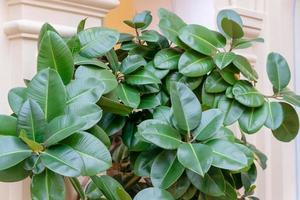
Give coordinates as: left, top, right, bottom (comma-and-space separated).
89, 125, 111, 147
78, 27, 120, 58
217, 9, 243, 37
192, 109, 224, 141
232, 81, 265, 107
267, 52, 291, 91
77, 18, 87, 33
85, 181, 103, 200
165, 72, 203, 92
134, 187, 174, 200
74, 54, 108, 69
0, 115, 17, 136
187, 168, 225, 197
214, 52, 236, 70
167, 175, 190, 199
0, 161, 30, 182
177, 143, 213, 176
38, 23, 58, 48
120, 55, 147, 74
208, 127, 235, 142
0, 136, 32, 170
98, 96, 133, 116
31, 170, 65, 200
145, 61, 169, 79
272, 102, 299, 142
38, 31, 74, 84
221, 18, 244, 39
207, 140, 248, 171
218, 97, 244, 126
179, 51, 214, 77
41, 144, 83, 177
179, 24, 224, 56
8, 87, 27, 114
170, 82, 202, 132
201, 86, 224, 109
117, 84, 140, 108
154, 48, 181, 70
138, 119, 181, 149
205, 71, 229, 93
233, 55, 258, 81
19, 130, 44, 152
219, 64, 239, 85
66, 35, 81, 55
17, 100, 46, 142
265, 101, 284, 130
63, 131, 111, 176
153, 106, 171, 124
27, 69, 66, 122
44, 114, 83, 147
126, 69, 161, 85
75, 66, 117, 94
151, 151, 185, 189
124, 10, 152, 30
98, 112, 126, 136
232, 38, 264, 49
158, 8, 187, 47
276, 88, 300, 107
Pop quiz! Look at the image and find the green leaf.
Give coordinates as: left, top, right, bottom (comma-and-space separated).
74, 54, 108, 69
158, 8, 187, 47
134, 187, 174, 200
233, 55, 258, 81
151, 150, 185, 189
207, 140, 248, 170
44, 114, 83, 147
24, 155, 45, 174
75, 66, 117, 94
89, 125, 111, 148
19, 130, 44, 153
167, 175, 190, 199
41, 144, 83, 177
276, 88, 300, 107
17, 100, 46, 142
38, 23, 58, 48
267, 52, 291, 91
241, 164, 257, 191
232, 38, 264, 49
124, 10, 152, 30
138, 93, 163, 109
31, 170, 65, 200
66, 35, 81, 55
63, 131, 111, 176
208, 127, 235, 142
177, 143, 213, 176
0, 161, 30, 182
120, 55, 147, 74
0, 115, 17, 136
221, 18, 244, 39
91, 175, 131, 200
77, 18, 87, 33
153, 106, 171, 124
133, 149, 159, 177
272, 102, 299, 142
0, 136, 32, 170
217, 9, 243, 37
214, 52, 236, 70
170, 82, 202, 132
192, 109, 224, 141
8, 87, 27, 114
138, 119, 182, 149
154, 48, 181, 70
218, 97, 245, 126
205, 71, 229, 93
179, 24, 224, 56
98, 112, 126, 136
179, 51, 214, 77
232, 81, 265, 107
126, 69, 161, 85
201, 86, 224, 109
239, 103, 268, 134
78, 27, 120, 58
85, 181, 103, 200
27, 69, 66, 122
187, 168, 225, 197
117, 84, 140, 108
69, 177, 86, 200
219, 64, 239, 85
119, 33, 134, 43
38, 31, 74, 84
97, 96, 133, 116
145, 61, 169, 79
265, 101, 284, 130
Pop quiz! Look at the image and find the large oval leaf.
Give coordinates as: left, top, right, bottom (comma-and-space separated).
138, 119, 181, 149
98, 96, 133, 116
120, 55, 147, 74
133, 149, 159, 177
272, 102, 299, 142
178, 51, 214, 77
217, 9, 243, 37
154, 48, 181, 70
134, 187, 174, 200
27, 69, 66, 122
264, 101, 284, 130
0, 115, 17, 136
205, 71, 229, 93
167, 175, 190, 199
177, 143, 213, 176
78, 27, 120, 58
238, 103, 268, 134
17, 99, 46, 142
41, 144, 83, 177
207, 140, 248, 171
8, 87, 27, 114
151, 151, 185, 189
232, 81, 265, 107
170, 82, 202, 132
75, 66, 118, 94
63, 131, 111, 176
0, 161, 30, 182
219, 64, 239, 85
192, 109, 224, 141
38, 31, 74, 84
233, 55, 258, 81
0, 136, 31, 170
267, 52, 291, 91
99, 112, 126, 136
179, 24, 224, 56
116, 84, 140, 108
31, 170, 65, 200
126, 69, 161, 85
213, 52, 236, 70
221, 18, 244, 39
218, 97, 244, 126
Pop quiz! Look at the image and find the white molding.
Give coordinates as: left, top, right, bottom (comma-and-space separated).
3, 19, 76, 39
7, 0, 120, 18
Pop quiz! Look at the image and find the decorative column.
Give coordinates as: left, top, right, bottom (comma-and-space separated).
0, 1, 119, 199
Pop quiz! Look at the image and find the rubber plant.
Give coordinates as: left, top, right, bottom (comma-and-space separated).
0, 8, 299, 200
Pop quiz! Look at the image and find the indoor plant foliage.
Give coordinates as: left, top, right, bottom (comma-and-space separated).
0, 7, 299, 200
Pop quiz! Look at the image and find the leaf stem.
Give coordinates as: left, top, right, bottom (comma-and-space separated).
135, 28, 142, 45
69, 177, 86, 200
